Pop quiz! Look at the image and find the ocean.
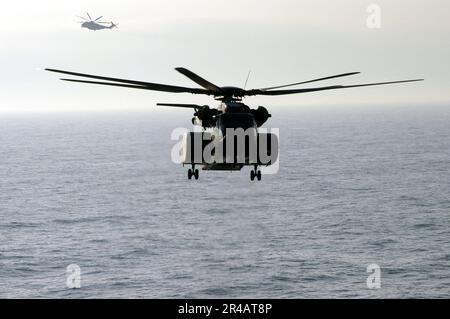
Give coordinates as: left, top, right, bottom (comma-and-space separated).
0, 104, 449, 298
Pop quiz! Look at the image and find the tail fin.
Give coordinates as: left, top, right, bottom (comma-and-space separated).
109, 22, 118, 29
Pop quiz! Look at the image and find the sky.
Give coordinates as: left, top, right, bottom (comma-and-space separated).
0, 0, 449, 112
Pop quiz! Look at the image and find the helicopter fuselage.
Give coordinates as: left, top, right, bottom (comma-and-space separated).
81, 21, 112, 31
183, 101, 276, 172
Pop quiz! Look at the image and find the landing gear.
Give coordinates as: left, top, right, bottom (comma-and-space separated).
250, 165, 262, 181
188, 166, 199, 180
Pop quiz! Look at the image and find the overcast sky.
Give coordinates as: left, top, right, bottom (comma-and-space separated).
1, 0, 449, 112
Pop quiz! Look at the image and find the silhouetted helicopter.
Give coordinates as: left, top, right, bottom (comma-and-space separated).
77, 13, 118, 31
45, 68, 422, 181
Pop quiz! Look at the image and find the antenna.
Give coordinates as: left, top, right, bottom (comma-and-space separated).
244, 70, 251, 90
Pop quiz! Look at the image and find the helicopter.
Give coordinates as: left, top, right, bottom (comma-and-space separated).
45, 67, 423, 181
77, 13, 118, 31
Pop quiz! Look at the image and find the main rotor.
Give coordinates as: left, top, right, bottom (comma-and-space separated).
45, 67, 423, 104
77, 12, 113, 26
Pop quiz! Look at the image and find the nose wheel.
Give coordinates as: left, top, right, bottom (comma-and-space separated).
188, 166, 199, 180
250, 166, 262, 181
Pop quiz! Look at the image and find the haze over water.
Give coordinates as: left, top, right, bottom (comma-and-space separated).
0, 105, 449, 298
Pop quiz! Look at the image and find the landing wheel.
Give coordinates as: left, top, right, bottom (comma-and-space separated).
188, 169, 193, 180
250, 166, 262, 181
194, 169, 199, 180
257, 170, 262, 181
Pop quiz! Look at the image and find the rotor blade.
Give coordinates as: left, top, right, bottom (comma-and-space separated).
259, 72, 361, 91
87, 13, 92, 21
247, 79, 424, 96
94, 16, 103, 22
61, 79, 156, 91
157, 103, 207, 109
77, 16, 88, 21
175, 67, 222, 92
46, 68, 211, 94
59, 78, 210, 94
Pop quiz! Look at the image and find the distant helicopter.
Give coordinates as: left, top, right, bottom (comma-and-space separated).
45, 67, 423, 181
77, 13, 118, 31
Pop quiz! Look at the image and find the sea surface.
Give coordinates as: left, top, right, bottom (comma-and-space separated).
0, 105, 449, 298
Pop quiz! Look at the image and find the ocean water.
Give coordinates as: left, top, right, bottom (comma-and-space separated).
0, 105, 449, 298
